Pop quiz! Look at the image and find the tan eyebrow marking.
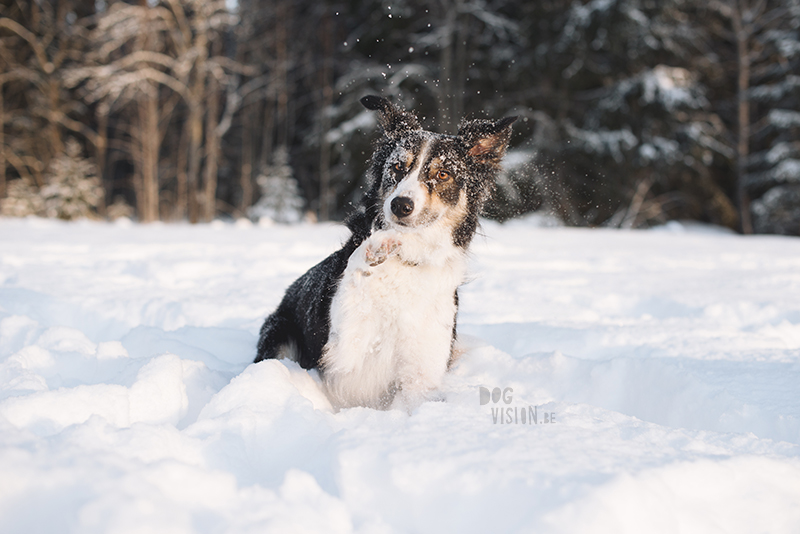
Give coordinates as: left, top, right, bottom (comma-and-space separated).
427, 157, 447, 180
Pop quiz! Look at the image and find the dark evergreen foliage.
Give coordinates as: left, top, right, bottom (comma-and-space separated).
1, 0, 799, 234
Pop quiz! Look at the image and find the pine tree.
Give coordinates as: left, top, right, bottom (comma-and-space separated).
107, 196, 135, 221
248, 146, 305, 224
752, 184, 800, 234
740, 0, 800, 234
514, 0, 738, 228
40, 139, 104, 220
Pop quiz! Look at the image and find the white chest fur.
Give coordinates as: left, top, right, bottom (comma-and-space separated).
321, 227, 467, 410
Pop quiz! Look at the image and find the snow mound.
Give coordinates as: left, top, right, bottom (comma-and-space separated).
1, 217, 799, 533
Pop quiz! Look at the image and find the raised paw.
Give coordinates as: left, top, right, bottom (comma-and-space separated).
365, 236, 401, 267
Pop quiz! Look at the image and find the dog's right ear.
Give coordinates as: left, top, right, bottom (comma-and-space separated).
361, 95, 421, 139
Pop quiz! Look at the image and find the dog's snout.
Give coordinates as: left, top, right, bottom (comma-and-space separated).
390, 197, 414, 218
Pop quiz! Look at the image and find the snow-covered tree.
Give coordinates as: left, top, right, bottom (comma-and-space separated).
0, 1, 102, 193
40, 138, 103, 220
0, 139, 102, 220
509, 0, 739, 227
734, 0, 800, 234
0, 178, 44, 217
67, 0, 242, 222
106, 196, 135, 221
752, 184, 800, 234
2, 0, 800, 233
248, 146, 304, 224
693, 0, 800, 233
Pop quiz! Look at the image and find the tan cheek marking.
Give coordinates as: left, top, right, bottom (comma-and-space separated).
416, 192, 447, 226
424, 187, 467, 228
442, 189, 468, 225
434, 179, 461, 206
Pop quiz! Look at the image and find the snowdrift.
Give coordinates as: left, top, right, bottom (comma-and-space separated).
1, 217, 799, 533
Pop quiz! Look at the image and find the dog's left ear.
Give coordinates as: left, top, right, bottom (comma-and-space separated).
361, 95, 422, 139
459, 116, 518, 164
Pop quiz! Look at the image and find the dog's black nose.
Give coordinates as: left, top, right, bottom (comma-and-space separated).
391, 197, 414, 218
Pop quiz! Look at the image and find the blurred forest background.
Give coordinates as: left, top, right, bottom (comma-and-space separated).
1, 0, 799, 234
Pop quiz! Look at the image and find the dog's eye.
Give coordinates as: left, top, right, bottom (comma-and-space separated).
393, 162, 404, 174
436, 170, 451, 181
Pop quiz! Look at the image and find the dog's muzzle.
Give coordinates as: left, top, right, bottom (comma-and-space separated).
390, 197, 414, 219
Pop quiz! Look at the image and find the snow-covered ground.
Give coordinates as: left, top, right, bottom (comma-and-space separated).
1, 216, 799, 533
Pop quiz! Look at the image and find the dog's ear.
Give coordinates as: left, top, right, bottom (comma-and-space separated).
361, 95, 422, 139
458, 116, 518, 164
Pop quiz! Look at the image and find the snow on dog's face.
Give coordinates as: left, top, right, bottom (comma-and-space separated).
382, 133, 464, 229
360, 95, 516, 248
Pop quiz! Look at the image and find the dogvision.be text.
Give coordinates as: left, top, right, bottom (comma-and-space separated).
479, 387, 556, 425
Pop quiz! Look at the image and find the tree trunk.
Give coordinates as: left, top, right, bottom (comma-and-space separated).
275, 0, 290, 149
439, 0, 457, 133
733, 0, 754, 234
240, 107, 254, 214
259, 98, 275, 174
318, 9, 334, 221
187, 101, 203, 223
175, 115, 188, 221
186, 29, 208, 224
138, 88, 159, 222
452, 3, 468, 127
0, 86, 5, 200
96, 109, 108, 217
203, 78, 220, 222
146, 89, 159, 221
437, 0, 468, 133
47, 77, 63, 161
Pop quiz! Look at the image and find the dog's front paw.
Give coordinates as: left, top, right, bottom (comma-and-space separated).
365, 235, 401, 267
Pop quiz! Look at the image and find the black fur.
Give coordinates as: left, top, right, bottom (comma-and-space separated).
255, 240, 356, 369
255, 96, 516, 369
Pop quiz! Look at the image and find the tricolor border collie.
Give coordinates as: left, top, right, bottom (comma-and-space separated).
255, 95, 516, 410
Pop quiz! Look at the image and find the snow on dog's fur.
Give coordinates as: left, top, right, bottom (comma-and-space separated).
255, 95, 516, 410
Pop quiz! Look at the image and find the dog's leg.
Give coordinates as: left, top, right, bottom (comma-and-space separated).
255, 309, 292, 362
392, 303, 456, 411
392, 350, 451, 411
322, 310, 395, 410
322, 230, 403, 408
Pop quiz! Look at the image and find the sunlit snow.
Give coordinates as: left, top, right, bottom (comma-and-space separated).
1, 216, 799, 533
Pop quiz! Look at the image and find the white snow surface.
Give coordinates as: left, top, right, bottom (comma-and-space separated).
1, 216, 800, 533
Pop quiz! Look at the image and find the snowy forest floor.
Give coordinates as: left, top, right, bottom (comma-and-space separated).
1, 216, 800, 533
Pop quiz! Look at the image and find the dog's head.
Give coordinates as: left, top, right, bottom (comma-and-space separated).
358, 95, 516, 248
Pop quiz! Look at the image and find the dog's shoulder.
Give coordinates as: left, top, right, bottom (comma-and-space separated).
344, 204, 375, 245
267, 237, 355, 369
287, 237, 357, 302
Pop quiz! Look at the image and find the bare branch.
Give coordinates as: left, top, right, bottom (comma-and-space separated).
51, 110, 102, 149
216, 74, 272, 137
0, 17, 52, 73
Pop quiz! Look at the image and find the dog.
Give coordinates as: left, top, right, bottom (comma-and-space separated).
255, 95, 516, 410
